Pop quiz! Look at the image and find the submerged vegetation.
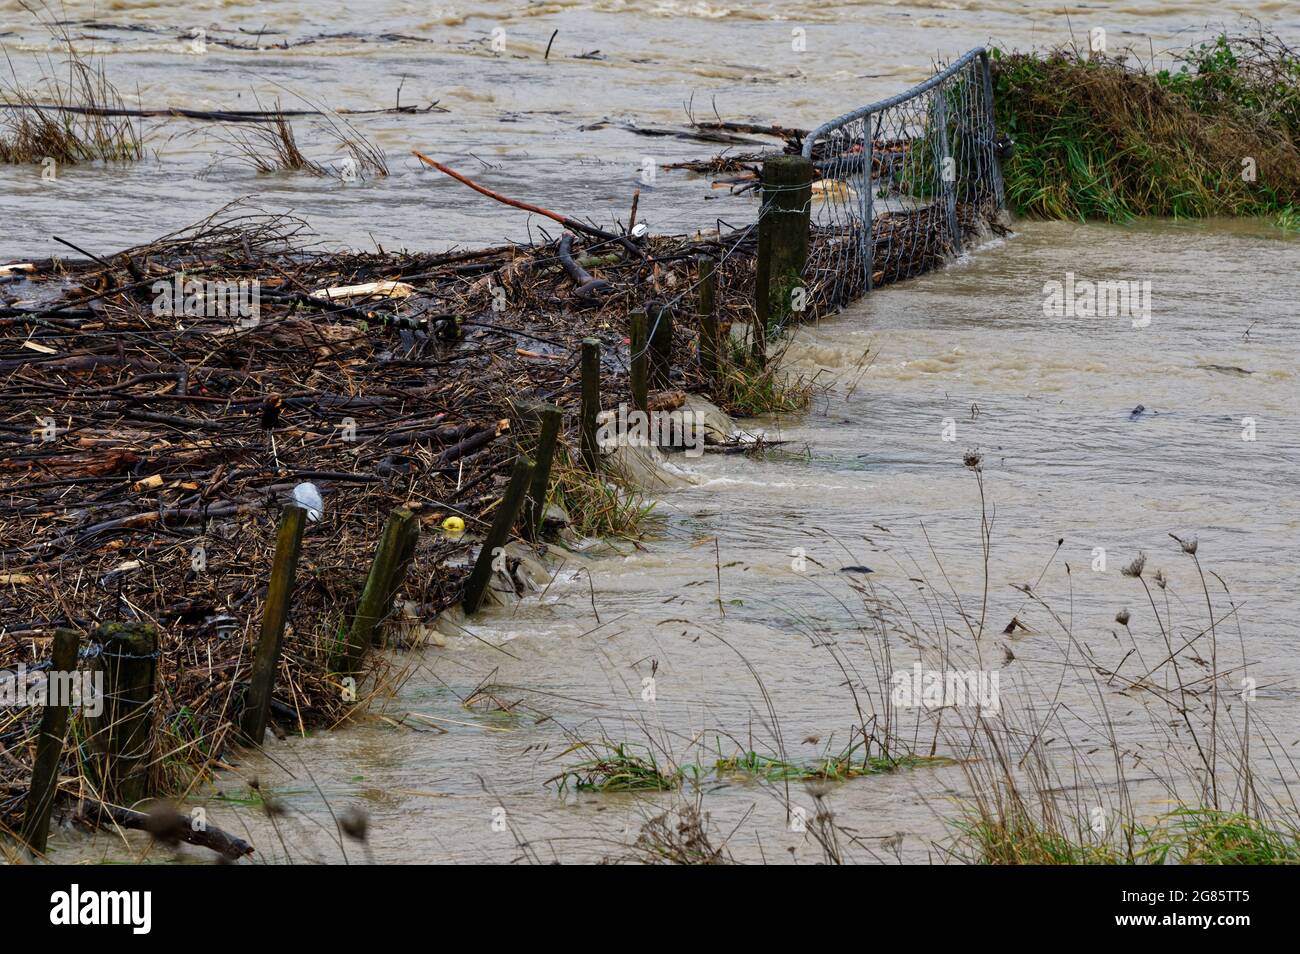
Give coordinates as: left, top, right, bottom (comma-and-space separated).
550, 740, 941, 793
550, 448, 658, 542
992, 31, 1300, 225
551, 742, 683, 793
0, 24, 143, 165
713, 748, 944, 782
213, 113, 322, 176
959, 809, 1300, 866
713, 337, 814, 417
552, 699, 937, 796
211, 98, 389, 181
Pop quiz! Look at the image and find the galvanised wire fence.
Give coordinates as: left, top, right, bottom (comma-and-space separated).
800, 47, 1006, 309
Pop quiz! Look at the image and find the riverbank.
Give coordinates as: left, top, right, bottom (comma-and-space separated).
991, 31, 1300, 225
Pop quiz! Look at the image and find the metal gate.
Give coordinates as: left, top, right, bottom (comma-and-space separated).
801, 48, 1006, 307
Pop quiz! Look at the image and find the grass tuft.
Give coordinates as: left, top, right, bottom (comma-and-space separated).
714, 338, 813, 417
714, 747, 947, 782
1136, 809, 1300, 865
214, 113, 324, 176
549, 741, 682, 793
0, 21, 143, 165
549, 447, 657, 541
211, 102, 388, 181
958, 808, 1300, 865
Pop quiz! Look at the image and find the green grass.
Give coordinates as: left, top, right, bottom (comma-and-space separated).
957, 816, 1124, 865
550, 447, 658, 541
714, 338, 813, 418
714, 745, 949, 782
549, 742, 683, 794
551, 738, 947, 794
1153, 35, 1300, 141
1135, 809, 1300, 865
958, 807, 1300, 865
990, 34, 1300, 224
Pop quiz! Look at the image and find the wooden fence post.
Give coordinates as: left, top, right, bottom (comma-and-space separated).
20, 627, 79, 852
580, 338, 601, 472
239, 504, 306, 745
463, 454, 535, 614
628, 309, 648, 413
335, 507, 418, 675
753, 154, 814, 365
524, 403, 562, 539
90, 621, 159, 805
697, 256, 719, 381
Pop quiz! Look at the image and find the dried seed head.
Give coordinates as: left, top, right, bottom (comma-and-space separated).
1153, 568, 1167, 589
339, 806, 369, 842
963, 449, 983, 471
1170, 533, 1198, 555
143, 802, 187, 848
1121, 553, 1146, 578
1115, 608, 1131, 626
806, 782, 832, 800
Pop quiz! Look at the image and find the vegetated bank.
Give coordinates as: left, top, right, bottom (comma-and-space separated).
990, 31, 1300, 226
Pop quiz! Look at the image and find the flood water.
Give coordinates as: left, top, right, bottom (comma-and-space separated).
5, 0, 1300, 256
7, 1, 1298, 863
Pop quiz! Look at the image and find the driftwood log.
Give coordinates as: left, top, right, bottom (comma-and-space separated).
80, 801, 254, 860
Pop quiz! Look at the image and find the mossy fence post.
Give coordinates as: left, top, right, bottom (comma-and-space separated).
335, 507, 419, 676
20, 626, 79, 852
463, 454, 535, 614
239, 504, 307, 745
628, 309, 649, 413
697, 256, 719, 382
753, 154, 814, 366
523, 402, 562, 540
90, 621, 159, 806
580, 337, 602, 471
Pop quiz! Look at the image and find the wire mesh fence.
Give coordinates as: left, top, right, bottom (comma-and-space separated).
801, 47, 1006, 310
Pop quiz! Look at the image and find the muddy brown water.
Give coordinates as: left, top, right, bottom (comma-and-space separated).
5, 2, 1297, 862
